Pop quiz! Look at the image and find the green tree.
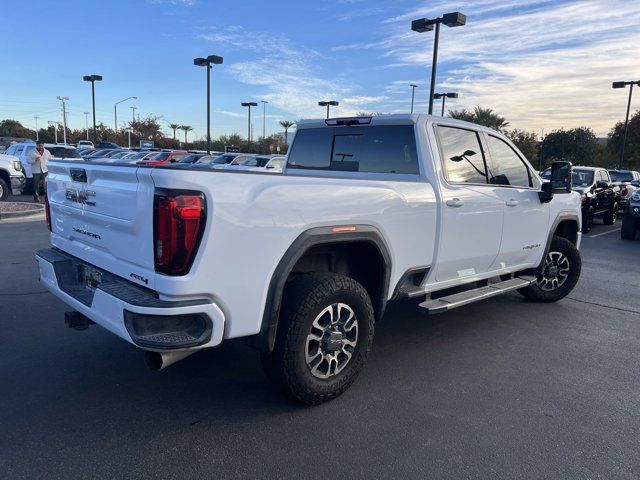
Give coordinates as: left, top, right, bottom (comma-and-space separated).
449, 106, 509, 131
506, 129, 539, 163
168, 123, 180, 141
541, 127, 597, 166
0, 119, 34, 138
607, 109, 640, 170
180, 125, 194, 147
279, 120, 295, 148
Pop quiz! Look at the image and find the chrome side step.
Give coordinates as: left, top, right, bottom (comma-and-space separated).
419, 276, 536, 314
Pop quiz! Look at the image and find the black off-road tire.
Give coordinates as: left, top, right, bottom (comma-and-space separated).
518, 236, 581, 303
621, 211, 638, 240
261, 272, 375, 406
0, 177, 9, 201
603, 202, 618, 225
581, 207, 594, 233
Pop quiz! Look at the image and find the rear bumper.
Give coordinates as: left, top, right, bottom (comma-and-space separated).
35, 248, 225, 351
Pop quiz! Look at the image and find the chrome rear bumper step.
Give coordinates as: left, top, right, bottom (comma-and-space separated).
419, 276, 536, 314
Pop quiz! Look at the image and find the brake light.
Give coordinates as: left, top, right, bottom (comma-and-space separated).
153, 189, 206, 276
44, 180, 51, 231
621, 187, 628, 197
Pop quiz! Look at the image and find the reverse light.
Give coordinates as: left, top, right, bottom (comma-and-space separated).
153, 189, 206, 276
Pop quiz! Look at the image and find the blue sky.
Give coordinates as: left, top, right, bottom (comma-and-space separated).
1, 0, 639, 139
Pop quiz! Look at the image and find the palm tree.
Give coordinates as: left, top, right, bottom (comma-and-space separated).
449, 106, 509, 132
279, 120, 295, 148
180, 125, 193, 147
169, 123, 180, 141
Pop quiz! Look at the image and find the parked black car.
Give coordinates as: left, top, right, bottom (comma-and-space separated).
95, 141, 120, 149
621, 190, 640, 240
570, 167, 620, 233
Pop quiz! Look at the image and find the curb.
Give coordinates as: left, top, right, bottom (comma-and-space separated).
0, 202, 45, 220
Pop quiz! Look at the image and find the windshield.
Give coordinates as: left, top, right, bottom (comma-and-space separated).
609, 171, 633, 182
179, 154, 202, 163
86, 149, 111, 157
109, 151, 129, 159
572, 169, 594, 187
211, 154, 236, 165
127, 151, 150, 160
148, 152, 170, 161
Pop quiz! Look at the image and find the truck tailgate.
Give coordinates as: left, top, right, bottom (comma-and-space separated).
46, 161, 158, 289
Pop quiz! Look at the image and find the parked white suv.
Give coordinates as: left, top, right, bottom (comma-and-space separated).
0, 153, 26, 200
36, 114, 582, 404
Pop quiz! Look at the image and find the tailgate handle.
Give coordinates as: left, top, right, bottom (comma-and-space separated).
70, 168, 87, 183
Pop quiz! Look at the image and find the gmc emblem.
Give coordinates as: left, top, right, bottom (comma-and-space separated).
65, 188, 96, 206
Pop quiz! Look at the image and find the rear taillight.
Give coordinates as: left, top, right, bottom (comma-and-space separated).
621, 187, 628, 197
44, 180, 51, 231
153, 189, 206, 276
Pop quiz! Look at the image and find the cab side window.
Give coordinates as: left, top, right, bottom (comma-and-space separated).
435, 126, 488, 184
486, 135, 532, 188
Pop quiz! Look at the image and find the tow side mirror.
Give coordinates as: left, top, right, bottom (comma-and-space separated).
550, 161, 572, 193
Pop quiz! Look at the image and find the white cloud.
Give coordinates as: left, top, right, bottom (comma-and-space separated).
200, 26, 389, 118
376, 0, 640, 135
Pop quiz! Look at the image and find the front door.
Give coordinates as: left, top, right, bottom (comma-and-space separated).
432, 125, 504, 283
483, 134, 548, 269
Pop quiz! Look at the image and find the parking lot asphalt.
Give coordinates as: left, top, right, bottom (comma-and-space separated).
1, 217, 638, 480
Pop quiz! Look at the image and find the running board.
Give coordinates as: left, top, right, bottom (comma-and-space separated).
419, 276, 536, 314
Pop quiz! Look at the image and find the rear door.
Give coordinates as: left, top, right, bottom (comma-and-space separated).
432, 125, 504, 283
47, 161, 158, 288
483, 133, 548, 269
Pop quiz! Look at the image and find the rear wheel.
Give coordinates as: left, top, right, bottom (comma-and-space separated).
603, 202, 618, 225
0, 177, 8, 201
261, 272, 375, 405
621, 211, 638, 240
519, 236, 581, 302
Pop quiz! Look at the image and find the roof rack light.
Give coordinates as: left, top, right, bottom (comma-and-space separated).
325, 116, 372, 126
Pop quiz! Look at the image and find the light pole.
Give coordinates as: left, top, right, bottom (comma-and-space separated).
410, 84, 418, 114
83, 75, 102, 142
114, 96, 137, 132
34, 116, 39, 140
125, 127, 133, 149
318, 100, 339, 119
612, 80, 640, 169
130, 106, 137, 123
241, 102, 258, 150
411, 12, 466, 115
83, 112, 90, 140
433, 92, 458, 116
57, 96, 69, 144
261, 100, 268, 139
194, 55, 223, 154
48, 121, 61, 144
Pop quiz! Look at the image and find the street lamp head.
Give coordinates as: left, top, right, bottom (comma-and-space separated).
207, 55, 223, 65
241, 102, 258, 107
612, 81, 627, 89
411, 18, 434, 33
261, 100, 269, 104
83, 74, 102, 82
433, 93, 444, 99
193, 57, 207, 66
442, 12, 466, 27
410, 83, 418, 88
57, 96, 69, 101
446, 92, 459, 98
328, 101, 339, 106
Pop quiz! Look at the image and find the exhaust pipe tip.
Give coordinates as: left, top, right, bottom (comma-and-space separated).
144, 350, 196, 371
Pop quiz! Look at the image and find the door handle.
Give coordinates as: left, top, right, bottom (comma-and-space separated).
446, 198, 464, 208
505, 199, 519, 207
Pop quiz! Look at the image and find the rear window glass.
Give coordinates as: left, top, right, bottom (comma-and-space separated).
150, 152, 170, 160
49, 147, 81, 159
609, 171, 633, 182
287, 125, 419, 174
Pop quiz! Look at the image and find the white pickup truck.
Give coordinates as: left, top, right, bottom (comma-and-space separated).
36, 114, 582, 405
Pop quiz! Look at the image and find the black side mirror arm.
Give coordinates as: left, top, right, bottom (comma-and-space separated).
538, 181, 554, 203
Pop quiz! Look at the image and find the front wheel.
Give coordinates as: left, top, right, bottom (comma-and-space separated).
519, 236, 581, 302
261, 272, 375, 405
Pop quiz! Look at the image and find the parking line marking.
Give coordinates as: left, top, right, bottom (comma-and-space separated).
585, 228, 621, 239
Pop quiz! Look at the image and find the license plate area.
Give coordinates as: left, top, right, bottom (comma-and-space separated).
77, 264, 103, 292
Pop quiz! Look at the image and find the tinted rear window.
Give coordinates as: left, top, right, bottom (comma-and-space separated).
49, 147, 81, 159
288, 125, 419, 174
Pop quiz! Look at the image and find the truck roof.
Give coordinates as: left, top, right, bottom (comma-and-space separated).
296, 113, 503, 135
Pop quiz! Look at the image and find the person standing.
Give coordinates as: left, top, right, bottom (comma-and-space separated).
28, 141, 51, 202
